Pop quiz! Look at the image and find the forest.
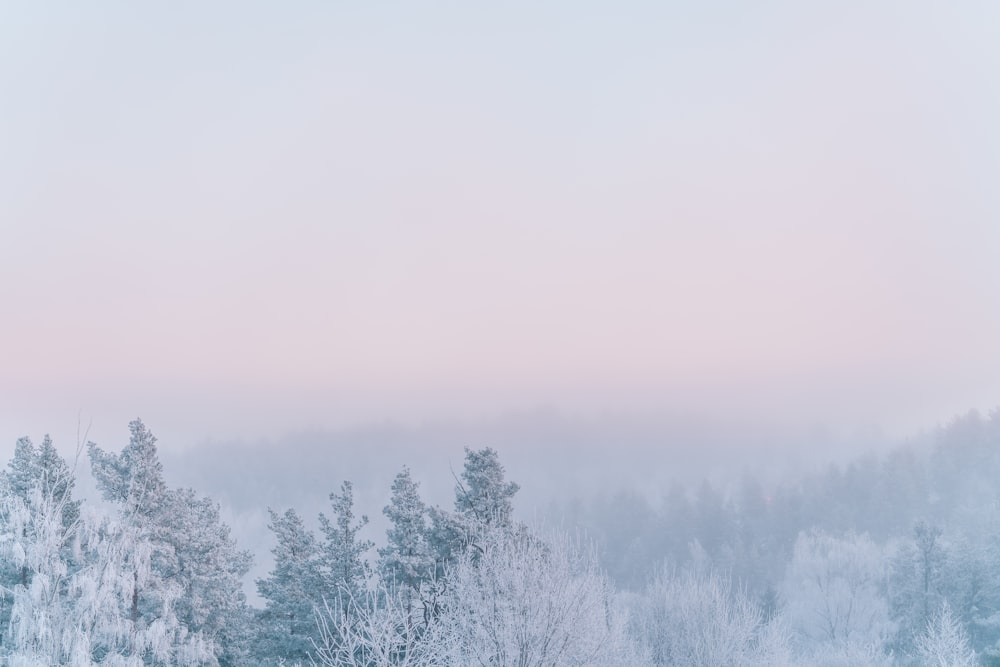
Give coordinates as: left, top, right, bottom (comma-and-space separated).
2, 411, 1000, 666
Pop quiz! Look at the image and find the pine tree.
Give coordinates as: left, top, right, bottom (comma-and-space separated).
162, 489, 253, 666
89, 419, 169, 518
428, 447, 521, 569
89, 420, 181, 634
0, 436, 82, 660
454, 447, 519, 528
1, 432, 214, 665
0, 435, 83, 648
379, 467, 434, 625
88, 419, 252, 664
256, 507, 323, 664
3, 435, 81, 530
319, 481, 374, 605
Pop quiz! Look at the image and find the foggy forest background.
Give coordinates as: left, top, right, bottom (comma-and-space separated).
5, 1, 1000, 665
2, 408, 1000, 665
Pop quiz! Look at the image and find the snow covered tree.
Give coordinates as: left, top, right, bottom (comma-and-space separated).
258, 482, 373, 665
319, 481, 374, 606
378, 468, 433, 625
889, 521, 947, 651
427, 447, 521, 571
945, 534, 1000, 657
437, 526, 645, 667
0, 436, 86, 662
0, 433, 214, 665
256, 508, 323, 664
159, 489, 253, 666
0, 435, 82, 637
780, 530, 894, 658
631, 567, 792, 667
914, 601, 977, 667
89, 420, 170, 521
311, 582, 441, 667
453, 447, 519, 528
68, 509, 215, 665
88, 420, 251, 665
802, 641, 894, 667
4, 435, 81, 528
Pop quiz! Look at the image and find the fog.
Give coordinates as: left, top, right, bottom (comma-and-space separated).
4, 1, 1000, 445
0, 408, 929, 604
4, 0, 1000, 664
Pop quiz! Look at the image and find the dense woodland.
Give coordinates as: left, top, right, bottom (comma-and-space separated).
2, 411, 1000, 665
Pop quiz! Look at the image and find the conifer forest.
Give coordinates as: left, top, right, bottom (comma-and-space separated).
5, 1, 999, 665
4, 413, 1000, 665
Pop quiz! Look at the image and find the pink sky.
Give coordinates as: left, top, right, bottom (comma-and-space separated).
3, 1, 1000, 447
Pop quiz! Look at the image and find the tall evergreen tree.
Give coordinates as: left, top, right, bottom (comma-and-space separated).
0, 435, 82, 634
89, 419, 169, 519
427, 447, 521, 571
319, 481, 374, 605
1, 432, 214, 665
454, 447, 519, 528
0, 435, 82, 656
256, 507, 323, 664
162, 489, 254, 666
89, 419, 252, 665
4, 435, 81, 529
379, 467, 433, 624
89, 420, 184, 630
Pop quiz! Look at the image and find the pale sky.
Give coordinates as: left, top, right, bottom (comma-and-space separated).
3, 1, 1000, 448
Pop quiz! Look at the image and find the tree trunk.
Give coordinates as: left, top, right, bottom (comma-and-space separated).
131, 572, 140, 624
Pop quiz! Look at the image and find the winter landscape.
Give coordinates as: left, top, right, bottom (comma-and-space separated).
4, 1, 1000, 665
4, 412, 1000, 665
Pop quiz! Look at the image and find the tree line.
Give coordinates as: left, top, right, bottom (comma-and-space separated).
2, 412, 1000, 664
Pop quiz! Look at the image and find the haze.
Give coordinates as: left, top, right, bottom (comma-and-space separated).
3, 0, 1000, 449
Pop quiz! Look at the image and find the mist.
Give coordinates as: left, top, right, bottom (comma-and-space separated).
4, 1, 1000, 445
4, 0, 1000, 664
